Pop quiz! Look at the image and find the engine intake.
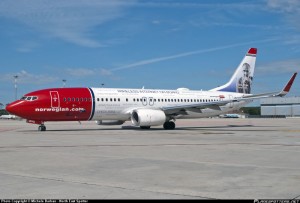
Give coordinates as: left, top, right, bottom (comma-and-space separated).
131, 109, 166, 127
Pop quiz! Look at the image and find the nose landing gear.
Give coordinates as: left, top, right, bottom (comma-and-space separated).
38, 124, 46, 131
26, 120, 47, 131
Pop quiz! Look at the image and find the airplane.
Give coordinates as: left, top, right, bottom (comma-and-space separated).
0, 114, 17, 119
222, 114, 240, 118
5, 48, 297, 131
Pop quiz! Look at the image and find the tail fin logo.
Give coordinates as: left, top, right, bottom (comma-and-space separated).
237, 63, 253, 94
209, 48, 257, 94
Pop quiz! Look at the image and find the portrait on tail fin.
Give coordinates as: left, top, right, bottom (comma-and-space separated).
237, 63, 253, 94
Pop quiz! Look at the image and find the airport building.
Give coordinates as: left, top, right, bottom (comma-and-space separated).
260, 97, 300, 117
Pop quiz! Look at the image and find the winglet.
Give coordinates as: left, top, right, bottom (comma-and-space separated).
278, 72, 297, 96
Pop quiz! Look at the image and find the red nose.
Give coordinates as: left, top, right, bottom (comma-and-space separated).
6, 101, 23, 117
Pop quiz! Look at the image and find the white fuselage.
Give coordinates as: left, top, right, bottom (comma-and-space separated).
91, 87, 250, 121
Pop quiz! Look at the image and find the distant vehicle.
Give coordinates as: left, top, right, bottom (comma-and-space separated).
5, 48, 297, 131
223, 114, 240, 118
0, 114, 17, 119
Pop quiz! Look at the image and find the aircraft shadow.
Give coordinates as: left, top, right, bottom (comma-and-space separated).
19, 124, 278, 132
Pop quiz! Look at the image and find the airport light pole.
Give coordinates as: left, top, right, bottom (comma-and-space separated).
62, 79, 67, 87
13, 75, 18, 100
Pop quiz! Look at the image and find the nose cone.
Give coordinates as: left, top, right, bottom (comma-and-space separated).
6, 101, 24, 117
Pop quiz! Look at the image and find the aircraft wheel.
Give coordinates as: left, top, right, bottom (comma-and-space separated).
38, 125, 46, 131
163, 121, 175, 130
140, 126, 151, 129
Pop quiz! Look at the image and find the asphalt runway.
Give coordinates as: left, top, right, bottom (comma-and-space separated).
0, 118, 300, 199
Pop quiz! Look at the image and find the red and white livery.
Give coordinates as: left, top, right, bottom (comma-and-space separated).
6, 48, 297, 131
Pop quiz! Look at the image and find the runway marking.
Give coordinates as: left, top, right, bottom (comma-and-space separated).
0, 170, 214, 199
281, 130, 300, 133
0, 143, 300, 149
0, 128, 19, 132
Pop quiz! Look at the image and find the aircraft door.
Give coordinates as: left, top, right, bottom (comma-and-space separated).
149, 97, 154, 106
50, 91, 60, 108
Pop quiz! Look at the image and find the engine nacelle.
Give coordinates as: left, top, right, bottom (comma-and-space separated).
131, 109, 166, 127
95, 120, 125, 125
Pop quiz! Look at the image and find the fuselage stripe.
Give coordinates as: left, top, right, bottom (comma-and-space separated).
88, 88, 95, 120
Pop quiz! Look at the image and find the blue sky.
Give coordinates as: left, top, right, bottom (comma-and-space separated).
0, 0, 300, 106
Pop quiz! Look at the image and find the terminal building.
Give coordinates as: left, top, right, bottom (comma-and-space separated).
260, 97, 300, 117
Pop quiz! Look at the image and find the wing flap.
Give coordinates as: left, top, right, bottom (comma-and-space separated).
162, 100, 229, 115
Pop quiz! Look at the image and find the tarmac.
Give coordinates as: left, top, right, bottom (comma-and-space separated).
0, 118, 300, 199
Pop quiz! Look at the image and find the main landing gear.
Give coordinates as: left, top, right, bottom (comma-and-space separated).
38, 124, 46, 131
163, 121, 175, 130
139, 121, 176, 130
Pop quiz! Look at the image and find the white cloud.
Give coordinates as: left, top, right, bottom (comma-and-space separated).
0, 0, 135, 47
111, 38, 278, 72
66, 68, 95, 77
256, 59, 300, 75
266, 0, 300, 30
0, 70, 59, 85
266, 0, 300, 13
100, 69, 113, 76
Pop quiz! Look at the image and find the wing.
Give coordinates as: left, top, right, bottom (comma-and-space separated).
161, 72, 297, 116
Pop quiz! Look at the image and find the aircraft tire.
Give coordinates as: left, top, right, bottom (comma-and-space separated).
163, 121, 175, 130
38, 125, 46, 131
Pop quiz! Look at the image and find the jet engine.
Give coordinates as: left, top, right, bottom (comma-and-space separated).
131, 109, 166, 127
96, 120, 125, 125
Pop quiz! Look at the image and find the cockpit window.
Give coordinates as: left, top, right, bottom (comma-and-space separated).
20, 96, 38, 101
